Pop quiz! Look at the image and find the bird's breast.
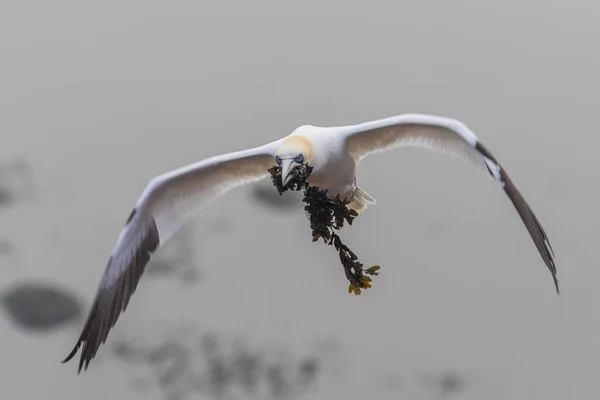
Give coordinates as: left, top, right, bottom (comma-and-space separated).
307, 152, 356, 200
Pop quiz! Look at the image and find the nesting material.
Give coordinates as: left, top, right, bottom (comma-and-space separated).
268, 164, 381, 295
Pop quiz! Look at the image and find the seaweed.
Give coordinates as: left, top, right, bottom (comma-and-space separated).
268, 164, 381, 295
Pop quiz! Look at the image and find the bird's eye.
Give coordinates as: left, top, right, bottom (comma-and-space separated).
295, 154, 304, 164
275, 156, 282, 165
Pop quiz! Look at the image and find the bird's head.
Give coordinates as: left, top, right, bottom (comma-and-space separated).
275, 136, 314, 187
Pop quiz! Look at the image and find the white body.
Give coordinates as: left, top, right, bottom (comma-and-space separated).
286, 125, 359, 200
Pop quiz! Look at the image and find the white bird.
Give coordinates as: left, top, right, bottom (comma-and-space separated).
63, 113, 558, 373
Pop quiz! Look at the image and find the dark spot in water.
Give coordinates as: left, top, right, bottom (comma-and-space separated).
251, 185, 301, 210
116, 329, 329, 400
207, 356, 234, 395
438, 371, 465, 395
298, 357, 320, 385
233, 347, 262, 392
180, 269, 200, 284
0, 159, 37, 207
113, 340, 141, 360
1, 282, 82, 331
0, 186, 14, 208
147, 340, 190, 388
422, 371, 466, 396
267, 363, 291, 398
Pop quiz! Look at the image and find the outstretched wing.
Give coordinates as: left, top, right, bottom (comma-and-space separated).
341, 113, 558, 293
63, 140, 282, 373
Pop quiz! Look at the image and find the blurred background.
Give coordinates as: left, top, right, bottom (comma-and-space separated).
0, 0, 597, 399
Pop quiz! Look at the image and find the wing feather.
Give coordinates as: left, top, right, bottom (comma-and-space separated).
342, 114, 558, 292
62, 140, 282, 373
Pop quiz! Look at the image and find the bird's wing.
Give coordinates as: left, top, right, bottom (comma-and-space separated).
62, 139, 282, 373
341, 113, 558, 292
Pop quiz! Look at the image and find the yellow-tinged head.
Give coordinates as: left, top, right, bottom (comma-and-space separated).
275, 135, 315, 186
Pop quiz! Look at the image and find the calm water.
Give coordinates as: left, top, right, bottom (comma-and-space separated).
0, 1, 598, 399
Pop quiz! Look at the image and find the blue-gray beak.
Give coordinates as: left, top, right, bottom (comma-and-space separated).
281, 159, 297, 187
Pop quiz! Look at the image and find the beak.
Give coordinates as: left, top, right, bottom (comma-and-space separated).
280, 159, 297, 187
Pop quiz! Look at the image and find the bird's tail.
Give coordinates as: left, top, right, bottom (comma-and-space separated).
347, 186, 377, 215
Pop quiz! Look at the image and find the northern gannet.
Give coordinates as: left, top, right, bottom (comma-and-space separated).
63, 113, 558, 373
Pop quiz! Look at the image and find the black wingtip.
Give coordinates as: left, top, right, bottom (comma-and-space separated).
62, 341, 86, 375
60, 209, 161, 375
475, 141, 561, 296
62, 344, 79, 364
